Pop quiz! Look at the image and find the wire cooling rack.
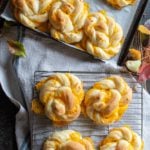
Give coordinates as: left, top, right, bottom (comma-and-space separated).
31, 71, 143, 150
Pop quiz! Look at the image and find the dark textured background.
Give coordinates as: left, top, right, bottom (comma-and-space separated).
0, 1, 149, 150
0, 85, 18, 150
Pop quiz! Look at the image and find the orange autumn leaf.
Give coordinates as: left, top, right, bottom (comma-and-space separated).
138, 25, 150, 35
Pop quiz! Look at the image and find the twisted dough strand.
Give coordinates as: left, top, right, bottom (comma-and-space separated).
100, 126, 144, 150
35, 73, 84, 125
49, 0, 89, 43
106, 0, 136, 9
83, 75, 132, 125
12, 0, 53, 30
81, 11, 123, 60
43, 130, 95, 150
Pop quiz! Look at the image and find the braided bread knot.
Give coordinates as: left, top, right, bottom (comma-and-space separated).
35, 73, 84, 125
49, 0, 89, 43
83, 75, 132, 125
100, 126, 144, 150
12, 0, 53, 30
43, 130, 95, 150
107, 0, 136, 9
82, 11, 123, 60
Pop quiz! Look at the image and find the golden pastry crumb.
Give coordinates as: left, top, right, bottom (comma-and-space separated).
82, 75, 132, 125
126, 60, 141, 73
31, 99, 45, 115
100, 126, 144, 150
43, 130, 95, 150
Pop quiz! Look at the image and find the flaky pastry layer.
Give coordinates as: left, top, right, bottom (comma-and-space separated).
82, 75, 132, 125
43, 130, 95, 150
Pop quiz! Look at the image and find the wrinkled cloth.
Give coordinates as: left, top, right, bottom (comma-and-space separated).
0, 27, 29, 149
0, 26, 150, 150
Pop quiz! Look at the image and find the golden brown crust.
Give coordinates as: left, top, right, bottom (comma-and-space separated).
81, 11, 123, 60
106, 0, 136, 9
82, 75, 132, 125
34, 73, 84, 125
43, 130, 95, 150
49, 0, 89, 43
129, 49, 141, 60
100, 126, 144, 150
12, 0, 53, 30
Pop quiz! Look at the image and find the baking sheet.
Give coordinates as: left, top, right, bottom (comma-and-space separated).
1, 0, 142, 64
32, 71, 143, 150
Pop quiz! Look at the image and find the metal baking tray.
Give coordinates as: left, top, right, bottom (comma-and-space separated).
0, 0, 148, 64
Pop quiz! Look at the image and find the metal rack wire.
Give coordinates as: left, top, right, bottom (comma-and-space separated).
32, 71, 143, 150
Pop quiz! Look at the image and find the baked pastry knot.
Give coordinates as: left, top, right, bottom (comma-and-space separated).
35, 73, 84, 125
12, 0, 53, 31
106, 0, 136, 9
82, 75, 132, 125
81, 11, 123, 60
43, 130, 95, 150
100, 126, 144, 150
49, 0, 89, 43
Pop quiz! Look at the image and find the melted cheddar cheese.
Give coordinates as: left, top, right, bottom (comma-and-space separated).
32, 73, 84, 126
82, 75, 132, 125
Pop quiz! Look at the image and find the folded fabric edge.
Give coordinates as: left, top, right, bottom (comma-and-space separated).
0, 66, 30, 150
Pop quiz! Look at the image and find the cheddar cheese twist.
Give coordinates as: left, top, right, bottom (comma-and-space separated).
43, 130, 95, 150
49, 0, 89, 43
82, 75, 132, 125
82, 11, 123, 60
100, 126, 144, 150
106, 0, 136, 9
35, 73, 84, 125
12, 0, 53, 30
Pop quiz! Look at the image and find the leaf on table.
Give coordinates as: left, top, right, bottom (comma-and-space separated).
7, 40, 26, 57
126, 60, 141, 73
138, 25, 150, 35
142, 46, 150, 64
139, 45, 150, 81
138, 63, 150, 82
31, 99, 45, 115
129, 48, 141, 60
138, 24, 150, 46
